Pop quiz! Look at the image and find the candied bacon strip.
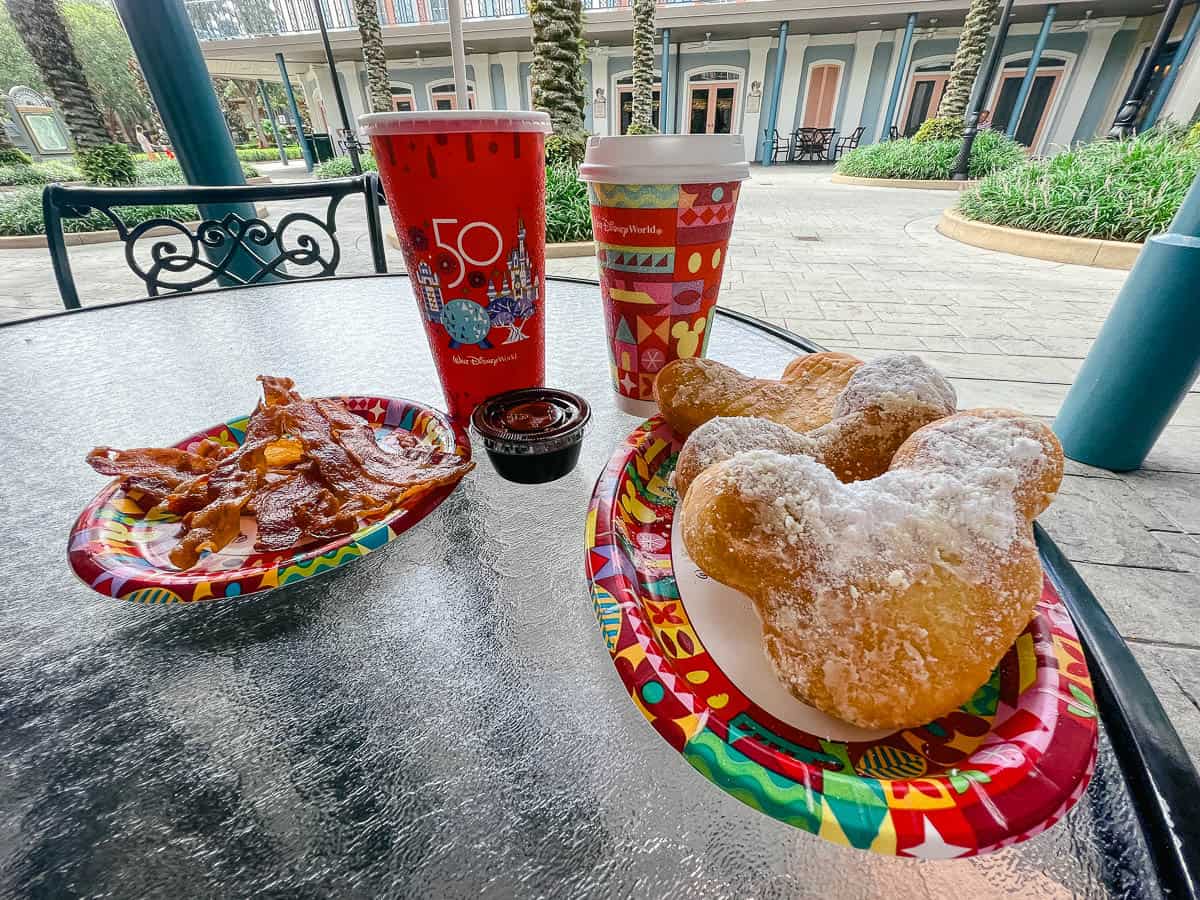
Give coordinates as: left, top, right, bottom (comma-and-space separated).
168, 469, 258, 569
253, 465, 357, 552
86, 446, 221, 505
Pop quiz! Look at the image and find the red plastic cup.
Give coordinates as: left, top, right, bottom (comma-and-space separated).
579, 135, 750, 416
361, 111, 552, 421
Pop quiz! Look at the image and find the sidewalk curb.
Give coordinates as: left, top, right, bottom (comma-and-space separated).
831, 173, 978, 191
937, 207, 1140, 270
0, 203, 271, 250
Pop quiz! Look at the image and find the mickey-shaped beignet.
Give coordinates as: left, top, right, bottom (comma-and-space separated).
653, 352, 863, 437
674, 354, 957, 497
680, 409, 1063, 731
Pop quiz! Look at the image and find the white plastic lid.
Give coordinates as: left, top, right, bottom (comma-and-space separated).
359, 110, 551, 135
578, 134, 751, 184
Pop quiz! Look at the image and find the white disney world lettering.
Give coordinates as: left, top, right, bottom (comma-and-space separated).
594, 217, 663, 239
452, 354, 518, 366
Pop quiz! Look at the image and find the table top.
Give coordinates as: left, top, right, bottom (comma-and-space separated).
0, 276, 1169, 898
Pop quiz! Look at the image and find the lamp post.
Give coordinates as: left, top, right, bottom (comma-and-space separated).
1107, 0, 1186, 138
313, 0, 363, 173
1142, 3, 1200, 129
950, 0, 1015, 180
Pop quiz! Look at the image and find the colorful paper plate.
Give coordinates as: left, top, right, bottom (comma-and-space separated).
69, 397, 469, 604
585, 415, 1099, 858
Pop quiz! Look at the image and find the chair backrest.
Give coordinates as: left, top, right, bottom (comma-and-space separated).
851, 125, 866, 140
889, 125, 900, 141
43, 173, 387, 310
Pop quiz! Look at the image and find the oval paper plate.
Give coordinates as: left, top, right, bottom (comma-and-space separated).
585, 416, 1099, 858
70, 397, 469, 604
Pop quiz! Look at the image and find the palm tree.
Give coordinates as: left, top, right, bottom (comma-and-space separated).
628, 0, 657, 134
936, 0, 1000, 120
353, 0, 392, 113
530, 0, 586, 151
5, 0, 115, 154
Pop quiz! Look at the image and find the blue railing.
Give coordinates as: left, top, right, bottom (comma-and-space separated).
187, 0, 723, 39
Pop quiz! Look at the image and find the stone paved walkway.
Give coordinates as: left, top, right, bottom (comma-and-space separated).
4, 161, 1197, 763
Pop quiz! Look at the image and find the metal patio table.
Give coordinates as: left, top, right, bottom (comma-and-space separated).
0, 275, 1196, 899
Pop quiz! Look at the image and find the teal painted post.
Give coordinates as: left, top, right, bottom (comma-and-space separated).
760, 21, 789, 166
1143, 3, 1200, 129
258, 79, 290, 166
1053, 173, 1200, 469
1007, 5, 1056, 138
113, 0, 275, 285
660, 29, 671, 133
276, 53, 315, 172
881, 13, 917, 139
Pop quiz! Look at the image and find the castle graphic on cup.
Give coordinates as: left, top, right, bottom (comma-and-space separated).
413, 218, 540, 351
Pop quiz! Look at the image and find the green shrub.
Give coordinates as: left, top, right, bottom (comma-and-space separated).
0, 160, 81, 186
546, 132, 587, 168
912, 116, 963, 143
958, 128, 1200, 243
0, 186, 197, 236
313, 152, 378, 179
0, 147, 32, 166
836, 129, 1025, 180
132, 158, 260, 185
1186, 121, 1200, 148
236, 145, 302, 161
545, 162, 591, 243
78, 143, 137, 185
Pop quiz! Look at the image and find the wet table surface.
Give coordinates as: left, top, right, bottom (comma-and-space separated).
0, 277, 1160, 898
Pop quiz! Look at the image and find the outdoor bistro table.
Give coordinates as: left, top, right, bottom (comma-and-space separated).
0, 276, 1196, 898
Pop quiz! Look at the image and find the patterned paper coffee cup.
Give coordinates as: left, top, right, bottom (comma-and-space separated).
580, 136, 750, 416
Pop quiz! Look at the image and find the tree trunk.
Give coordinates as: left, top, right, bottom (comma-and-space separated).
937, 0, 1000, 120
530, 0, 585, 138
353, 0, 392, 113
232, 78, 270, 148
630, 0, 657, 134
5, 0, 112, 151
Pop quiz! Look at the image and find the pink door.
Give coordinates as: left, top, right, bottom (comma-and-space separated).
802, 65, 840, 128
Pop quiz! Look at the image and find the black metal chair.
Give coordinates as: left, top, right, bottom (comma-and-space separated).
833, 125, 867, 160
888, 125, 901, 141
764, 129, 789, 163
43, 174, 387, 310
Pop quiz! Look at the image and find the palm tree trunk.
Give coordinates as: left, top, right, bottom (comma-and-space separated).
5, 0, 112, 151
530, 0, 586, 138
630, 0, 657, 134
353, 0, 392, 113
937, 0, 1000, 120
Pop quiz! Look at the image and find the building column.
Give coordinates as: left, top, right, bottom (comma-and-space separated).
334, 60, 368, 124
304, 67, 330, 134
775, 32, 811, 138
311, 65, 339, 136
591, 49, 610, 136
1007, 5, 1056, 137
1045, 19, 1123, 150
741, 36, 772, 161
879, 14, 917, 140
498, 51, 522, 111
659, 28, 672, 133
839, 29, 882, 136
468, 52, 493, 109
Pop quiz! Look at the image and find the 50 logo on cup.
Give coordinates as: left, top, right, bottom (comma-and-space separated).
410, 216, 541, 351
